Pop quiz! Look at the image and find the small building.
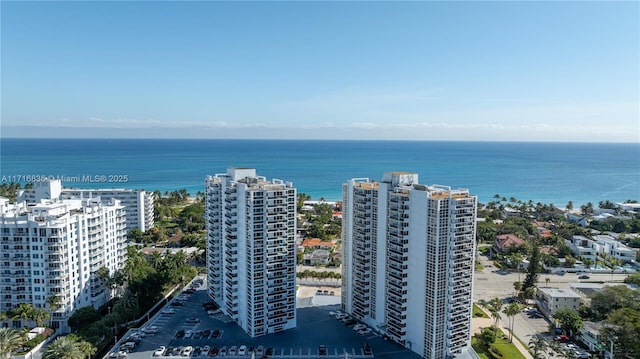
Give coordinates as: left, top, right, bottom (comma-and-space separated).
303, 249, 330, 266
536, 287, 581, 317
579, 321, 612, 357
567, 235, 598, 262
492, 234, 525, 255
300, 238, 335, 250
595, 235, 637, 263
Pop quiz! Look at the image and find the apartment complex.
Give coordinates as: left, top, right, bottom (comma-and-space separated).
19, 180, 154, 232
0, 194, 127, 333
342, 172, 477, 359
205, 168, 297, 337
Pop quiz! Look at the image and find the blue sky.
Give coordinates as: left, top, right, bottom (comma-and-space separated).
1, 1, 638, 142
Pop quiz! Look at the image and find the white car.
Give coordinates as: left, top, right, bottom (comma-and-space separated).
184, 330, 193, 338
358, 328, 372, 335
353, 324, 366, 331
162, 308, 176, 314
153, 346, 166, 357
238, 345, 247, 355
201, 345, 210, 356
143, 326, 158, 334
181, 346, 193, 357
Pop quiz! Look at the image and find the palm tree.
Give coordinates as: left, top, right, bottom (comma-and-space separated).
528, 336, 548, 359
0, 328, 23, 358
67, 335, 96, 359
10, 303, 35, 328
46, 295, 61, 328
32, 308, 50, 328
548, 340, 562, 358
488, 297, 503, 340
504, 302, 520, 343
43, 337, 83, 359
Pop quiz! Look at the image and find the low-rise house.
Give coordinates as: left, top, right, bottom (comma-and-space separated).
301, 238, 335, 250
492, 234, 526, 255
579, 321, 614, 357
595, 235, 637, 263
567, 235, 598, 262
536, 287, 581, 317
303, 249, 330, 266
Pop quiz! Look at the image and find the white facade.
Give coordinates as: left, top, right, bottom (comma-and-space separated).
567, 236, 598, 261
594, 235, 637, 263
19, 180, 154, 232
205, 168, 297, 337
536, 287, 581, 317
0, 195, 126, 333
342, 172, 477, 359
567, 235, 637, 263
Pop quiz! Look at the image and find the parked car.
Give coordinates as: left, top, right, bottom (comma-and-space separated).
318, 345, 327, 355
554, 335, 571, 343
219, 346, 227, 356
238, 345, 247, 355
143, 326, 158, 334
255, 346, 264, 356
175, 329, 185, 338
162, 308, 176, 314
579, 275, 590, 279
153, 345, 167, 357
181, 346, 193, 357
229, 345, 237, 356
201, 345, 210, 356
186, 317, 201, 323
203, 329, 211, 338
363, 342, 372, 355
184, 330, 193, 339
164, 347, 174, 357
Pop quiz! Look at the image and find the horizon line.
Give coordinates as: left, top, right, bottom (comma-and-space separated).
1, 137, 639, 145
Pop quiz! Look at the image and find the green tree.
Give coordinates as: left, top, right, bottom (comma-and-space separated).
10, 303, 35, 327
523, 240, 541, 294
0, 328, 23, 358
601, 308, 640, 359
528, 336, 548, 359
553, 308, 583, 337
297, 193, 311, 211
488, 297, 503, 341
32, 308, 50, 328
67, 335, 96, 359
128, 228, 145, 243
68, 307, 100, 332
43, 337, 83, 359
46, 295, 61, 328
566, 201, 573, 211
504, 302, 520, 343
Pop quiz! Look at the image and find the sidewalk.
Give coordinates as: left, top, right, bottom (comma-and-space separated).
472, 308, 533, 359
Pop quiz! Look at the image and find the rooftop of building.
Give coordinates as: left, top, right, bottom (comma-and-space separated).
301, 238, 335, 248
538, 287, 581, 298
495, 234, 526, 247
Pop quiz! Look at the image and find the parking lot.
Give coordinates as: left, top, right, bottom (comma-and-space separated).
108, 277, 421, 359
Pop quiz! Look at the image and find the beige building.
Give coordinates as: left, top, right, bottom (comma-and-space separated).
536, 287, 581, 317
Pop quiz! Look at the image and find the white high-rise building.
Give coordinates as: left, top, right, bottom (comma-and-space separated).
0, 194, 127, 333
205, 168, 297, 337
19, 180, 154, 232
342, 172, 477, 359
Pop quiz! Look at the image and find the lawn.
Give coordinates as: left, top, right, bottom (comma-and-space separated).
473, 303, 490, 318
472, 328, 527, 359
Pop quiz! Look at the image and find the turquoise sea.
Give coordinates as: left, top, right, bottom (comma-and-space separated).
0, 139, 638, 206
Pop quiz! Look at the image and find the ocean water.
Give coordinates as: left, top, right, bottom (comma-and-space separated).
0, 139, 638, 206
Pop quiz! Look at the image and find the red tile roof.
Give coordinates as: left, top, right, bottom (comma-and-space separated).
301, 238, 335, 248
